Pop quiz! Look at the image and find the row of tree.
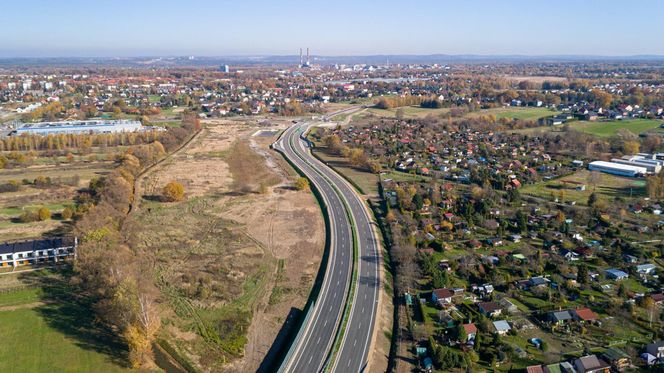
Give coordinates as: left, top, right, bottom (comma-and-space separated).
70, 116, 198, 368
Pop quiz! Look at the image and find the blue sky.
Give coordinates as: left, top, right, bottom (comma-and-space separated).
2, 0, 663, 57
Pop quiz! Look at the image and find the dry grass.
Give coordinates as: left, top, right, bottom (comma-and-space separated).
131, 119, 324, 372
226, 139, 281, 194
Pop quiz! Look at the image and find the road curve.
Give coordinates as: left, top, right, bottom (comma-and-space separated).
274, 118, 380, 373
274, 123, 353, 372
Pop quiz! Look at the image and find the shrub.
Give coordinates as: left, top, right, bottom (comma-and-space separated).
38, 207, 51, 221
19, 210, 39, 223
61, 207, 74, 220
0, 180, 20, 193
162, 181, 185, 202
295, 177, 309, 191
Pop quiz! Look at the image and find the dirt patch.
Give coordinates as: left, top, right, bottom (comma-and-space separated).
0, 301, 45, 311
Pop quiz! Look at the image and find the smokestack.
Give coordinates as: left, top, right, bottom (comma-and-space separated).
306, 48, 310, 65
299, 48, 303, 67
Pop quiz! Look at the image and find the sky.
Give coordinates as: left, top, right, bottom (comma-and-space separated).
2, 0, 663, 58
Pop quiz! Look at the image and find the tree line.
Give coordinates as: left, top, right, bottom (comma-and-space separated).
69, 115, 199, 368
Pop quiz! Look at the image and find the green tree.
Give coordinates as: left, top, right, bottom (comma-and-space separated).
431, 269, 449, 289
577, 264, 589, 284
456, 324, 467, 342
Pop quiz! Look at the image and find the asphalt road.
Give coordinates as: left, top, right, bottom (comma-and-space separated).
274, 123, 353, 372
274, 118, 380, 373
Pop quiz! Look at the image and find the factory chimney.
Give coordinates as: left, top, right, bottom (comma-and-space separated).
306, 47, 310, 66
299, 48, 303, 67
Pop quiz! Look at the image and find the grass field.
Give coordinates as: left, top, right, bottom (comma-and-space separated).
470, 107, 556, 121
381, 170, 431, 183
0, 269, 131, 373
521, 169, 646, 205
364, 106, 450, 119
565, 118, 664, 137
0, 163, 114, 184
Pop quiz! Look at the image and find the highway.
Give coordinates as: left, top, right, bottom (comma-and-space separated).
274, 115, 380, 372
274, 123, 353, 372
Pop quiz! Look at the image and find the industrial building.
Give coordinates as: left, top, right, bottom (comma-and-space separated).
12, 119, 143, 136
588, 160, 647, 177
610, 154, 664, 174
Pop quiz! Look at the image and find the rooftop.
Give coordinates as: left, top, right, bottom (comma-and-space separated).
0, 237, 76, 255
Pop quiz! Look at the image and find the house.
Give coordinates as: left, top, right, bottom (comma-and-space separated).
478, 301, 502, 317
623, 254, 639, 264
479, 284, 494, 296
572, 308, 599, 322
431, 288, 454, 304
530, 276, 551, 288
492, 320, 511, 335
636, 263, 657, 275
462, 323, 477, 342
601, 347, 631, 371
605, 268, 629, 280
526, 365, 545, 373
499, 298, 519, 314
573, 355, 611, 373
559, 362, 576, 373
560, 249, 580, 262
0, 237, 77, 268
646, 340, 664, 359
549, 310, 573, 325
486, 237, 503, 247
651, 293, 664, 305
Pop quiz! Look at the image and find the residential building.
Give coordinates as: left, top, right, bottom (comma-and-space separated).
646, 340, 664, 359
605, 268, 629, 280
573, 355, 611, 373
549, 310, 573, 325
572, 308, 599, 323
431, 288, 453, 304
492, 320, 511, 335
478, 301, 502, 317
0, 237, 77, 267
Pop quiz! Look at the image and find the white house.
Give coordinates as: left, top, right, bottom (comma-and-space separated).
636, 263, 657, 275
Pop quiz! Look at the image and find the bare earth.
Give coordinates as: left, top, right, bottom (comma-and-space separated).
135, 119, 324, 372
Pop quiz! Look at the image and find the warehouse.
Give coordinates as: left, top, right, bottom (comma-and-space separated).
611, 158, 662, 174
12, 119, 142, 136
588, 161, 647, 177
